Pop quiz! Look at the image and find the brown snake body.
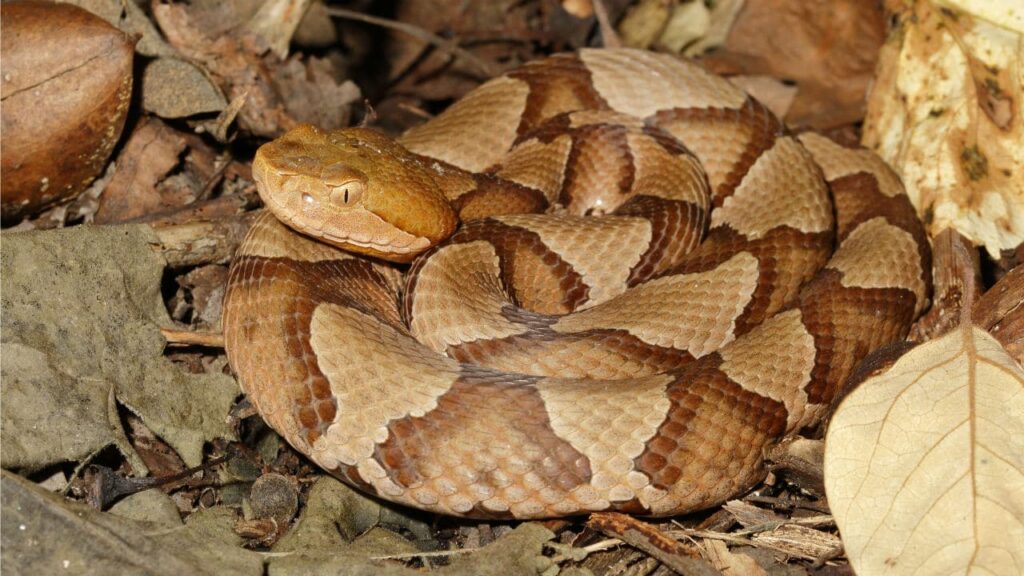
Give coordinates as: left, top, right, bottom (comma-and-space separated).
223, 49, 932, 519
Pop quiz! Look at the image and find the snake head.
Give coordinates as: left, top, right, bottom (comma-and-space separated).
252, 124, 458, 263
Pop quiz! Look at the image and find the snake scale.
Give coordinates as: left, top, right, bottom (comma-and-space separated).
223, 48, 932, 519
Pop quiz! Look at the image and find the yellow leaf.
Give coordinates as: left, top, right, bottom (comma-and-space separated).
824, 326, 1024, 575
940, 0, 1024, 34
863, 0, 1024, 258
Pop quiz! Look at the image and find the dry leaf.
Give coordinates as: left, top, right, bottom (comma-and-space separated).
863, 0, 1024, 258
244, 0, 311, 59
142, 57, 228, 118
2, 224, 241, 474
271, 56, 361, 130
151, 3, 297, 138
749, 524, 842, 561
658, 0, 711, 53
94, 118, 190, 224
618, 0, 675, 49
699, 0, 885, 129
702, 540, 768, 575
292, 0, 337, 48
683, 0, 744, 56
62, 0, 176, 57
824, 325, 1024, 574
941, 0, 1024, 31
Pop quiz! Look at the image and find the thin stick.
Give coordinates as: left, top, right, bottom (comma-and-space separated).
324, 7, 493, 76
588, 513, 718, 575
152, 210, 259, 268
592, 0, 622, 48
370, 547, 482, 561
161, 328, 225, 349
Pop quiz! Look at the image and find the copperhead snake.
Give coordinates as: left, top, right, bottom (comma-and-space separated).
223, 48, 932, 519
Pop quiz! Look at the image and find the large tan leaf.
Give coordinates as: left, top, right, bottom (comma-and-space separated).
824, 325, 1024, 574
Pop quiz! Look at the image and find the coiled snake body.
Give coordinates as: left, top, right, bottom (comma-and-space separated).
223, 49, 931, 519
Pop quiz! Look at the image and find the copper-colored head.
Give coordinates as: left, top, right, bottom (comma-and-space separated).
252, 124, 458, 262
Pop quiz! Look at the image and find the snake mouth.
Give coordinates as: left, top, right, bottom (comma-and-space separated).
318, 216, 432, 255
256, 170, 431, 261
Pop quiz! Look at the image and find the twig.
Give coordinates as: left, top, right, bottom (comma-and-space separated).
546, 538, 623, 564
197, 155, 234, 201
127, 190, 259, 228
591, 0, 622, 48
729, 515, 835, 536
84, 453, 233, 510
744, 494, 831, 514
588, 513, 719, 576
151, 210, 259, 268
396, 101, 434, 120
324, 7, 493, 76
161, 328, 225, 349
909, 228, 981, 342
972, 264, 1024, 361
667, 529, 759, 549
668, 526, 836, 562
370, 547, 483, 561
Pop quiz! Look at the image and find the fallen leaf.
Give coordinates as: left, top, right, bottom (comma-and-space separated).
824, 324, 1024, 574
170, 264, 229, 330
722, 500, 784, 528
702, 539, 768, 576
243, 0, 311, 59
700, 0, 886, 129
618, 0, 675, 49
1, 224, 239, 472
273, 476, 431, 551
381, 0, 524, 101
682, 0, 744, 56
909, 229, 983, 342
292, 0, 338, 48
271, 481, 555, 576
657, 0, 711, 52
62, 0, 176, 57
94, 118, 190, 224
108, 489, 184, 527
1, 470, 263, 575
151, 3, 296, 138
942, 0, 1024, 32
142, 57, 228, 119
0, 343, 123, 473
863, 0, 1024, 258
271, 55, 361, 131
764, 437, 826, 497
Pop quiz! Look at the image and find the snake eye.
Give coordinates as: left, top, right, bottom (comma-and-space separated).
329, 180, 365, 206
